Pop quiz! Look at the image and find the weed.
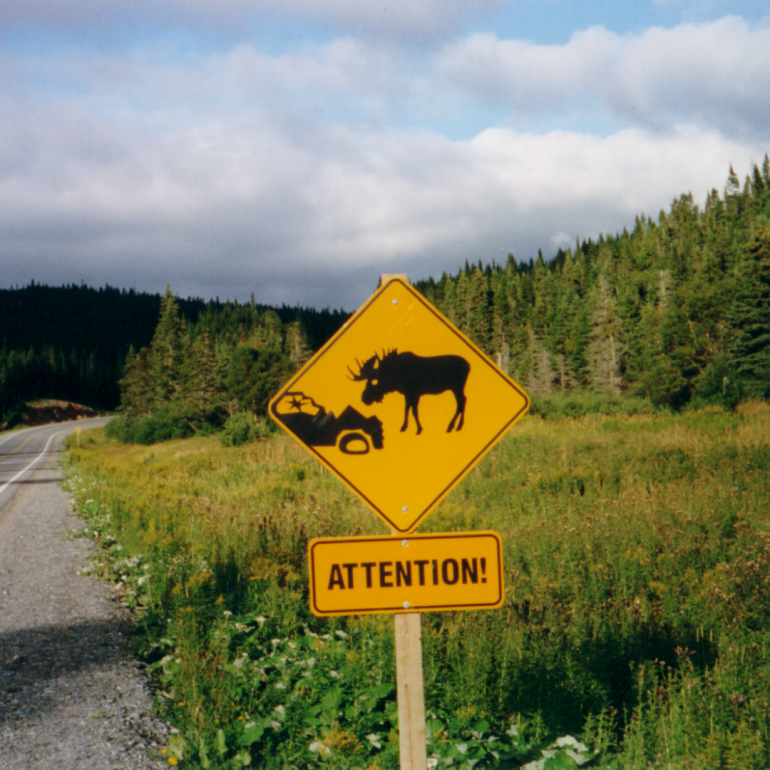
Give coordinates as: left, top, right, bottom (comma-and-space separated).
63, 402, 770, 767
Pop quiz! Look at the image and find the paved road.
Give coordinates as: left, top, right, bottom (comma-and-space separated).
0, 418, 111, 516
0, 418, 168, 769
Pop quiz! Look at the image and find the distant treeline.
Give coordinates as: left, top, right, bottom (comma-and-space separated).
0, 282, 347, 425
416, 158, 770, 410
2, 159, 769, 430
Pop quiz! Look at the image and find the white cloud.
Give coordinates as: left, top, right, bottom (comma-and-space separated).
437, 16, 770, 138
1, 72, 763, 309
259, 0, 503, 40
215, 38, 420, 124
0, 0, 502, 42
5, 37, 425, 133
2, 13, 769, 308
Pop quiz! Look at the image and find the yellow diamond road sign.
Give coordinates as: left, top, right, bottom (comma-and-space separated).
269, 277, 529, 533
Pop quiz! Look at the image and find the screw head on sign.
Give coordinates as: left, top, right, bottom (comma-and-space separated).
402, 539, 409, 547
403, 601, 410, 609
392, 298, 398, 305
401, 505, 408, 512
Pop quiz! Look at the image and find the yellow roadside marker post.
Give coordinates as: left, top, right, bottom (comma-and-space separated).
269, 276, 529, 769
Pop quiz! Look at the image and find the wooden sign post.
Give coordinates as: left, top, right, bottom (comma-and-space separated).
395, 610, 427, 770
268, 274, 529, 769
378, 272, 427, 766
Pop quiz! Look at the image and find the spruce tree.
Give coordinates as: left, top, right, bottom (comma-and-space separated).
730, 224, 770, 397
490, 276, 513, 372
440, 278, 459, 325
119, 346, 154, 421
182, 330, 220, 423
254, 310, 284, 351
284, 320, 312, 368
586, 275, 624, 396
525, 323, 555, 395
149, 286, 187, 410
565, 297, 590, 385
453, 271, 469, 331
464, 269, 491, 351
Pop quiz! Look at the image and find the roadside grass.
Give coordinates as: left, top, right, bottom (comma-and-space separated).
63, 402, 770, 769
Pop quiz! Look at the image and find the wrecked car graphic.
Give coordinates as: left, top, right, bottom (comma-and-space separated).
271, 391, 384, 455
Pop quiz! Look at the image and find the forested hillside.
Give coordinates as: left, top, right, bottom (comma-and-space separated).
0, 283, 347, 426
109, 287, 331, 442
3, 160, 769, 430
416, 159, 770, 409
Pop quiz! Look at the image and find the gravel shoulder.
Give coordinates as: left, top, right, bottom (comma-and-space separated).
0, 428, 169, 769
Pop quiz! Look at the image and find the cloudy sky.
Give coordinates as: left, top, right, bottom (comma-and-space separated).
2, 1, 769, 310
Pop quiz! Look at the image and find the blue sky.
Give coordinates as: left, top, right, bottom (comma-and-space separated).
1, 1, 769, 310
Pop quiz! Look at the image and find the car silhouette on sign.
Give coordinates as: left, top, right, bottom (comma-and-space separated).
271, 392, 384, 455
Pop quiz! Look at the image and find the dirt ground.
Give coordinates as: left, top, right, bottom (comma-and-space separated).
14, 400, 103, 427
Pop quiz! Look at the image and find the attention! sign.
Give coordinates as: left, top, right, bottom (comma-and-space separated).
308, 532, 504, 616
269, 277, 530, 533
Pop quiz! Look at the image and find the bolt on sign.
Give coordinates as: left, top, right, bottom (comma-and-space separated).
308, 532, 504, 617
269, 277, 530, 534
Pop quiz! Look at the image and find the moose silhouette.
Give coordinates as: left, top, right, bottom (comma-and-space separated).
349, 349, 470, 435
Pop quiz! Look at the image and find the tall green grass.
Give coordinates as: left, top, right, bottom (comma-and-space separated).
64, 402, 770, 768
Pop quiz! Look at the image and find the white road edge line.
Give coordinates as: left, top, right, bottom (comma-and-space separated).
0, 416, 108, 449
0, 424, 43, 449
0, 428, 69, 497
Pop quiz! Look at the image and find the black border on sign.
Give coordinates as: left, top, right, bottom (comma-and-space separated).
269, 277, 530, 533
308, 532, 504, 616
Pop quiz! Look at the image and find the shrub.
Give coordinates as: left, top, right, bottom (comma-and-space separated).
108, 405, 224, 445
220, 411, 274, 447
105, 414, 131, 441
691, 357, 744, 412
529, 390, 656, 419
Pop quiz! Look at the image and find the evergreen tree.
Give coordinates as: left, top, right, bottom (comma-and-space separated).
181, 330, 221, 423
226, 346, 294, 416
463, 269, 491, 350
565, 297, 590, 385
440, 277, 460, 326
119, 346, 154, 421
453, 271, 469, 331
253, 310, 284, 351
730, 224, 770, 397
284, 320, 312, 367
586, 275, 624, 396
524, 323, 555, 395
149, 286, 187, 410
490, 276, 513, 372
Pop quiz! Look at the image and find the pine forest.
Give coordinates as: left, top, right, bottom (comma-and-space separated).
416, 158, 770, 411
2, 159, 769, 434
0, 284, 347, 433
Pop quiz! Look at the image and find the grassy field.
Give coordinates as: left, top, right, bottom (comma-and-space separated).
64, 402, 770, 769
